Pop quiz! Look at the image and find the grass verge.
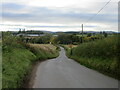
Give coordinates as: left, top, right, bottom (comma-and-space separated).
64, 35, 120, 80
2, 43, 59, 88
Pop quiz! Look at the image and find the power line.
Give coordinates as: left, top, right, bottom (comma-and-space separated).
84, 0, 112, 24
80, 0, 112, 41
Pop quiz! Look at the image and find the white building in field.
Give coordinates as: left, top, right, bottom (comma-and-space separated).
17, 34, 45, 37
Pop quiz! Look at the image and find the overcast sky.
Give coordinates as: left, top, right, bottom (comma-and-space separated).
0, 0, 119, 32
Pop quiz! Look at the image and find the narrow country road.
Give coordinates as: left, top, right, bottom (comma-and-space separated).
32, 47, 118, 88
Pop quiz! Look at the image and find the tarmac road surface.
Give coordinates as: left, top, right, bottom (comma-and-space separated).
32, 47, 118, 88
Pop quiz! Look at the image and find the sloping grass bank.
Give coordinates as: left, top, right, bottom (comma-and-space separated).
2, 32, 59, 88
3, 44, 59, 88
64, 35, 120, 80
2, 47, 36, 88
27, 44, 59, 60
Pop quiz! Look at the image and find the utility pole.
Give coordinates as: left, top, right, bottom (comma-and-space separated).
81, 24, 83, 43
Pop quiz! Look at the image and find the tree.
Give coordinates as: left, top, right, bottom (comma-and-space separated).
103, 31, 108, 38
18, 29, 21, 34
87, 33, 92, 37
50, 37, 56, 44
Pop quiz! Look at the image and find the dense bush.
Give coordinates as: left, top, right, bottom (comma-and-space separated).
56, 34, 80, 44
72, 36, 118, 59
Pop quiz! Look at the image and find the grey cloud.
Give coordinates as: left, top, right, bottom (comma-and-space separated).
2, 3, 25, 10
2, 2, 117, 26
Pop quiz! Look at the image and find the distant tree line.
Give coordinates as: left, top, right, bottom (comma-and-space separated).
18, 29, 44, 34
23, 32, 108, 45
8, 30, 109, 45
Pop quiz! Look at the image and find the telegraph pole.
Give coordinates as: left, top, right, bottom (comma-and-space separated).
81, 24, 83, 43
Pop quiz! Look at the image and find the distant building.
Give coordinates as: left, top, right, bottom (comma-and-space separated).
17, 34, 45, 37
53, 35, 58, 37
